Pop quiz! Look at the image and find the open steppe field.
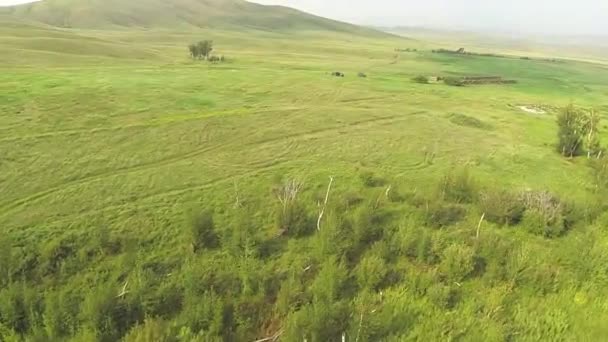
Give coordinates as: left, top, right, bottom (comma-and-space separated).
2, 18, 608, 341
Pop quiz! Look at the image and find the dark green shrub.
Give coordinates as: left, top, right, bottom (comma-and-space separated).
123, 318, 178, 342
479, 190, 525, 226
475, 233, 518, 283
0, 323, 19, 342
439, 244, 476, 282
284, 301, 349, 342
424, 202, 466, 228
140, 281, 183, 318
40, 237, 74, 275
413, 75, 429, 84
386, 184, 405, 203
355, 253, 387, 290
427, 283, 459, 309
275, 275, 305, 317
80, 285, 125, 342
352, 205, 382, 247
341, 191, 364, 208
275, 202, 313, 237
0, 285, 29, 334
438, 168, 477, 203
189, 210, 219, 252
448, 113, 490, 129
406, 268, 441, 297
522, 210, 566, 238
396, 225, 435, 263
43, 290, 79, 340
180, 290, 225, 337
0, 237, 11, 287
444, 77, 465, 86
225, 209, 260, 258
312, 210, 353, 260
91, 225, 122, 257
359, 171, 385, 187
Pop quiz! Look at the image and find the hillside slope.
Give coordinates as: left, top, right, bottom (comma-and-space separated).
0, 0, 384, 36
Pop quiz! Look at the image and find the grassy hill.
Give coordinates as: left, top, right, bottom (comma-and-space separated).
0, 0, 385, 36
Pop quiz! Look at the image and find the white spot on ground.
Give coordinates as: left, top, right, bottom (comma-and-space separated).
518, 105, 546, 115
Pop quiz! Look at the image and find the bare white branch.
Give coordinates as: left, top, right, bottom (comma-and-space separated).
317, 176, 334, 231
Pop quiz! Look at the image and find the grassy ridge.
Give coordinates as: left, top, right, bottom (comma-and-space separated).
0, 0, 387, 37
2, 22, 608, 340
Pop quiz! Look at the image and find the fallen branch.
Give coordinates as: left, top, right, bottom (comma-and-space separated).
254, 329, 283, 342
476, 213, 485, 239
116, 281, 129, 298
385, 185, 392, 198
317, 176, 334, 231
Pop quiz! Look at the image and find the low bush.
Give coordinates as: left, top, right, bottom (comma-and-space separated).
424, 202, 466, 228
520, 191, 567, 238
276, 202, 313, 237
444, 77, 465, 87
439, 244, 476, 282
396, 224, 435, 264
40, 237, 74, 275
123, 318, 178, 342
479, 190, 525, 226
427, 283, 459, 309
356, 253, 387, 291
352, 205, 383, 248
522, 210, 566, 238
437, 168, 477, 203
360, 171, 385, 187
448, 113, 490, 130
0, 237, 11, 287
413, 75, 429, 84
189, 210, 219, 252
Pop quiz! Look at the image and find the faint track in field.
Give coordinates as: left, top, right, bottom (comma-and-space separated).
5, 157, 296, 232
0, 107, 302, 143
0, 111, 422, 218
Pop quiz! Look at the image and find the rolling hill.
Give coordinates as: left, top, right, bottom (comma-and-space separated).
0, 0, 385, 36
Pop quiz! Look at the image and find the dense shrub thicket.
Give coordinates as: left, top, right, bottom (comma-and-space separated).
2, 165, 608, 342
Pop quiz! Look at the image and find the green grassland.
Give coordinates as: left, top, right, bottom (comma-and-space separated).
2, 10, 608, 341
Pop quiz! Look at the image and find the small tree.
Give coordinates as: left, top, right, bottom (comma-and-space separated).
557, 105, 586, 157
584, 109, 601, 158
188, 44, 197, 59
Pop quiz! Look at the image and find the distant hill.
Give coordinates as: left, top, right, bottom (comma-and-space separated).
0, 0, 387, 36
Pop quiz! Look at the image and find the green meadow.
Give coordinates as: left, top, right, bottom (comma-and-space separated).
2, 5, 608, 341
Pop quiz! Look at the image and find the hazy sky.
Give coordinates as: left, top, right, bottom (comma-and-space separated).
0, 0, 38, 5
252, 0, 608, 35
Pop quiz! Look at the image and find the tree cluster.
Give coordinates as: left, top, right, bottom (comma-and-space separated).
188, 40, 214, 60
